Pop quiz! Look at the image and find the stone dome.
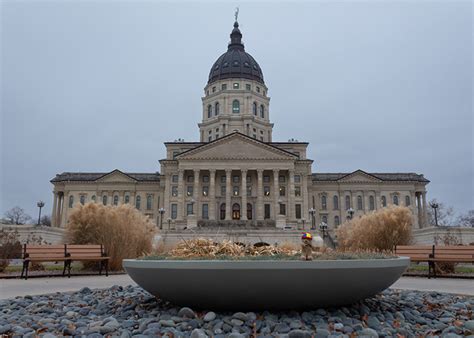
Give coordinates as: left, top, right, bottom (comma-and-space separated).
208, 21, 264, 85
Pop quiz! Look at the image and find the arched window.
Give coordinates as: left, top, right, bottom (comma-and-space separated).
68, 195, 74, 208
147, 195, 153, 210
333, 196, 339, 210
345, 196, 351, 210
381, 196, 387, 207
369, 195, 375, 210
405, 195, 411, 206
260, 104, 265, 118
247, 203, 253, 220
321, 195, 327, 210
135, 195, 141, 209
113, 195, 119, 206
357, 196, 363, 210
334, 216, 340, 226
80, 195, 85, 205
215, 102, 219, 115
232, 100, 240, 113
124, 195, 130, 203
393, 195, 399, 205
220, 203, 226, 220
207, 105, 212, 118
102, 195, 107, 205
232, 203, 240, 220
253, 102, 257, 115
322, 215, 328, 224
91, 195, 96, 203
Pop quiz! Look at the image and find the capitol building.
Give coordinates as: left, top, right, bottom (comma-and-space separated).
50, 19, 430, 231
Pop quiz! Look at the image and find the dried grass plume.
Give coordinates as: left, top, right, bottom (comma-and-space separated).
66, 203, 156, 270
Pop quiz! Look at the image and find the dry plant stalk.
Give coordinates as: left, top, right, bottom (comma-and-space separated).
168, 238, 299, 258
336, 205, 413, 252
67, 203, 156, 270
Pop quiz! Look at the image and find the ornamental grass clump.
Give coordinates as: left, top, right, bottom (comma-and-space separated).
336, 205, 413, 252
66, 203, 156, 270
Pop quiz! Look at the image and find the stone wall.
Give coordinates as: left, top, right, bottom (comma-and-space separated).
412, 226, 474, 245
0, 224, 65, 244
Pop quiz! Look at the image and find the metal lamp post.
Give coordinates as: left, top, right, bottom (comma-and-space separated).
309, 208, 316, 230
319, 221, 328, 238
190, 198, 195, 215
347, 207, 355, 220
36, 201, 45, 226
429, 202, 439, 226
158, 208, 165, 229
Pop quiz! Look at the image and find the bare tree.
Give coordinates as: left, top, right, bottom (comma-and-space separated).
40, 215, 52, 227
3, 207, 32, 225
427, 199, 455, 226
457, 210, 474, 228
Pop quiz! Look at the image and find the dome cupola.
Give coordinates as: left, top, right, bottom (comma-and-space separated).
208, 20, 264, 85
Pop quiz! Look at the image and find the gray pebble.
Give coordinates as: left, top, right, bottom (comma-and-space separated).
204, 311, 216, 322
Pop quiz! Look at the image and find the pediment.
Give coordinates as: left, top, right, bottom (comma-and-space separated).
338, 170, 382, 183
176, 133, 297, 161
96, 170, 137, 183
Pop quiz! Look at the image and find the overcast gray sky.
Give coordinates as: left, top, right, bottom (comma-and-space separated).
1, 1, 472, 219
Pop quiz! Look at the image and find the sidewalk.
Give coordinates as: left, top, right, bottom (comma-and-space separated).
1, 275, 473, 300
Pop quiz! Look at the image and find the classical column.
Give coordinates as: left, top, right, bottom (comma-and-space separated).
375, 191, 381, 210
257, 169, 264, 220
422, 192, 428, 228
338, 190, 344, 222
120, 191, 125, 205
209, 169, 216, 220
51, 192, 58, 227
416, 193, 422, 228
131, 191, 136, 207
302, 174, 309, 223
241, 170, 248, 220
364, 192, 369, 213
225, 169, 232, 220
273, 169, 279, 218
58, 193, 65, 227
194, 170, 200, 218
163, 173, 170, 215
288, 170, 295, 220
177, 169, 185, 220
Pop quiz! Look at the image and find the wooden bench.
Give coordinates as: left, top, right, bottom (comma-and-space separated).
21, 244, 109, 279
395, 245, 474, 278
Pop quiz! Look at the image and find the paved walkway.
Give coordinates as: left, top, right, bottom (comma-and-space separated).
1, 275, 473, 300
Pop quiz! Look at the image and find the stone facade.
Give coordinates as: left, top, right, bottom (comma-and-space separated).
50, 19, 429, 231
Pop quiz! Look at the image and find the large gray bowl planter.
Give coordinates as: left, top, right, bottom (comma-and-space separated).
123, 257, 409, 310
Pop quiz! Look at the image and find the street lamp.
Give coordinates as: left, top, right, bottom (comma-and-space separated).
278, 198, 283, 215
36, 201, 45, 226
319, 221, 328, 238
158, 208, 165, 229
429, 202, 439, 227
347, 207, 355, 220
309, 208, 316, 230
190, 198, 195, 215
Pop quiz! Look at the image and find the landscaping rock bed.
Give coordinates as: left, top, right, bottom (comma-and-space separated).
0, 285, 473, 337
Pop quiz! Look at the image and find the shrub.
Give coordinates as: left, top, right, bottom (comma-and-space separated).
66, 203, 156, 270
336, 206, 413, 252
0, 229, 22, 272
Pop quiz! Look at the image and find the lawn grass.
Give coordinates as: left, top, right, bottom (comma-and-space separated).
407, 264, 474, 274
4, 262, 83, 273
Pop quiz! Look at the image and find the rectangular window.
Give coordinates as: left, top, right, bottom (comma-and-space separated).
256, 86, 260, 93
202, 186, 209, 196
264, 204, 271, 219
202, 204, 209, 219
246, 175, 252, 183
295, 204, 302, 219
233, 83, 239, 89
295, 186, 301, 197
264, 186, 270, 196
280, 203, 286, 215
279, 186, 286, 196
187, 203, 193, 215
171, 204, 177, 219
212, 86, 216, 93
260, 136, 264, 141
263, 175, 270, 183
187, 186, 193, 196
233, 175, 240, 183
233, 186, 239, 196
222, 84, 227, 90
208, 136, 212, 142
247, 185, 252, 196
221, 185, 226, 196
294, 175, 301, 183
171, 186, 178, 197
253, 134, 257, 139
202, 175, 209, 183
172, 175, 178, 183
221, 175, 226, 184
187, 175, 194, 183
279, 175, 286, 183
246, 84, 251, 90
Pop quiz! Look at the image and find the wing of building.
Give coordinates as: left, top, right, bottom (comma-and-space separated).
50, 19, 430, 229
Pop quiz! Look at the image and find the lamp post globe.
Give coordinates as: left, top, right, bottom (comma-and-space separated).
429, 202, 439, 226
158, 208, 165, 229
319, 221, 328, 237
347, 207, 355, 220
36, 201, 45, 226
